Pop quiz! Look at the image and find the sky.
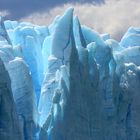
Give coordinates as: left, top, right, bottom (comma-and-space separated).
0, 0, 140, 40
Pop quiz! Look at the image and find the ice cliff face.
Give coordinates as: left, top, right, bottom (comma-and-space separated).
0, 57, 23, 140
0, 8, 140, 140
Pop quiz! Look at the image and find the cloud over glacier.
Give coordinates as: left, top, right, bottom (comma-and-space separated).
0, 0, 104, 19
20, 0, 140, 40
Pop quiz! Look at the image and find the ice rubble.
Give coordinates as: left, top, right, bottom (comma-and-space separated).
0, 8, 140, 140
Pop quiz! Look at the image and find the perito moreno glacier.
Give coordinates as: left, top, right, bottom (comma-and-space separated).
0, 8, 140, 140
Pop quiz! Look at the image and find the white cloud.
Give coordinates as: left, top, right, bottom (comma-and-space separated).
20, 0, 140, 40
0, 11, 9, 17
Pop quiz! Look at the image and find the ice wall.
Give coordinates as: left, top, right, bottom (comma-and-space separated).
0, 19, 38, 140
0, 8, 140, 140
38, 9, 140, 140
0, 57, 23, 140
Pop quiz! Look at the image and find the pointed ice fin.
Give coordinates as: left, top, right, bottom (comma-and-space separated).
51, 7, 74, 64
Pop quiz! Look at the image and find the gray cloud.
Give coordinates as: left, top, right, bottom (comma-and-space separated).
20, 0, 140, 41
0, 0, 104, 19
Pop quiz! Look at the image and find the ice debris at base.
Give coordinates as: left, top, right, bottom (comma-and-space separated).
0, 8, 140, 140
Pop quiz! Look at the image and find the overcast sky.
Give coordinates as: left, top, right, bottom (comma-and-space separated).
0, 0, 140, 40
0, 0, 104, 19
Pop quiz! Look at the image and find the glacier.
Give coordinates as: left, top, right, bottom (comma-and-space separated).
0, 8, 140, 140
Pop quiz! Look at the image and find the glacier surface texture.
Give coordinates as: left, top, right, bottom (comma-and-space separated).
0, 8, 140, 140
